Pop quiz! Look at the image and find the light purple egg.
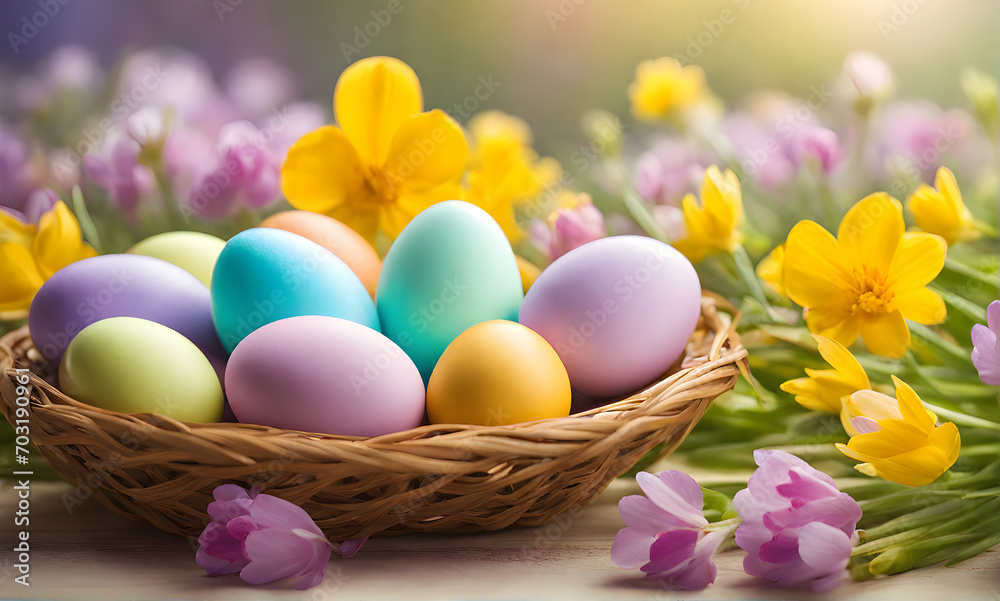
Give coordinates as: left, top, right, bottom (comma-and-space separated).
225, 315, 425, 437
28, 254, 227, 375
519, 236, 701, 398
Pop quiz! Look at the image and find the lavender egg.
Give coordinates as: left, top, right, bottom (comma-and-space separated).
28, 254, 227, 373
519, 236, 701, 398
225, 315, 425, 437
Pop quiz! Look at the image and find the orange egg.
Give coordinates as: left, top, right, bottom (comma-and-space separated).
259, 211, 381, 297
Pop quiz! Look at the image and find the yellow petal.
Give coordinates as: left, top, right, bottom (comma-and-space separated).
841, 389, 902, 436
757, 244, 786, 297
837, 193, 904, 274
815, 334, 870, 390
805, 304, 862, 348
334, 56, 423, 166
887, 232, 946, 292
281, 126, 369, 215
935, 167, 964, 215
382, 109, 469, 194
892, 286, 946, 325
0, 242, 44, 317
0, 210, 37, 246
380, 182, 462, 241
33, 201, 97, 279
844, 418, 927, 458
859, 310, 910, 358
784, 220, 854, 308
781, 371, 855, 413
516, 255, 541, 293
890, 376, 935, 432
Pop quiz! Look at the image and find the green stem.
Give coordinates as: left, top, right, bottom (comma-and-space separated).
71, 186, 103, 254
941, 257, 999, 291
731, 244, 783, 321
921, 402, 1000, 431
622, 189, 667, 242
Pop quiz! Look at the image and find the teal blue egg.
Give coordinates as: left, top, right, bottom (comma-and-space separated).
212, 228, 380, 353
376, 201, 523, 382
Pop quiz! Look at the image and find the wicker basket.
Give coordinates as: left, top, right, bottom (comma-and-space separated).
0, 297, 745, 542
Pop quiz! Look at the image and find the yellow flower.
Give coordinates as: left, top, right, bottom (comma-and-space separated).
515, 255, 540, 293
281, 56, 469, 244
672, 166, 743, 263
757, 244, 786, 297
0, 201, 97, 319
780, 335, 870, 414
629, 57, 708, 121
464, 111, 561, 242
783, 193, 947, 358
907, 167, 981, 246
841, 383, 938, 438
837, 376, 960, 487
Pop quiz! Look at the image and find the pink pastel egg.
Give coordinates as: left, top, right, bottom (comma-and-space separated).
225, 315, 425, 437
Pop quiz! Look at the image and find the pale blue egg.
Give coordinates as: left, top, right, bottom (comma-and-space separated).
376, 201, 523, 382
211, 228, 379, 353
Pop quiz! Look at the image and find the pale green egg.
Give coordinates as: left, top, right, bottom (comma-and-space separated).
59, 316, 224, 422
128, 231, 227, 287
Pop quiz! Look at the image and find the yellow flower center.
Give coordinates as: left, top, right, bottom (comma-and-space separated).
851, 268, 894, 315
361, 165, 401, 206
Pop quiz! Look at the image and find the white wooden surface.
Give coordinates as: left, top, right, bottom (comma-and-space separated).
1, 478, 997, 600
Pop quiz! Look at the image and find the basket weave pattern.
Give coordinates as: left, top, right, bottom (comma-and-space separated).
0, 297, 745, 541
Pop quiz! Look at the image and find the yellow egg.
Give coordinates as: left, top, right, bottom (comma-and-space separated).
427, 320, 571, 426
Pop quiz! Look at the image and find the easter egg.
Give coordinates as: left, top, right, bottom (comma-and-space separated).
260, 210, 381, 298
225, 316, 425, 437
59, 317, 223, 422
519, 236, 701, 398
427, 320, 571, 426
28, 254, 226, 372
377, 201, 523, 382
128, 231, 227, 287
211, 228, 380, 353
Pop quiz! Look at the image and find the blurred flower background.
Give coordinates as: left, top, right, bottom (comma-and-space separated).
1, 0, 999, 590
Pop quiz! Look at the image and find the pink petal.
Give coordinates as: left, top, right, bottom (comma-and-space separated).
196, 546, 248, 576
610, 527, 656, 569
249, 493, 324, 536
214, 484, 253, 502
226, 515, 258, 542
797, 522, 852, 573
337, 536, 367, 558
850, 416, 882, 435
208, 497, 252, 523
971, 324, 1000, 385
643, 529, 699, 573
618, 495, 683, 534
758, 531, 799, 564
656, 471, 704, 512
670, 556, 717, 590
775, 469, 840, 504
240, 529, 329, 587
197, 522, 249, 575
987, 300, 1000, 332
635, 472, 707, 528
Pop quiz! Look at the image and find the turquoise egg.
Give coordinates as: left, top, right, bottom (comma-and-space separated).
376, 201, 523, 382
212, 228, 380, 353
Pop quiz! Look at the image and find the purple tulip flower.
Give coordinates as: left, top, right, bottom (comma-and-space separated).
733, 450, 861, 593
972, 300, 1000, 385
196, 484, 366, 590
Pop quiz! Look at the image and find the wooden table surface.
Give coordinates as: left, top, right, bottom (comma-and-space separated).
2, 477, 998, 601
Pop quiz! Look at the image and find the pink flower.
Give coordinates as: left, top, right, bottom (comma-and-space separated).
793, 126, 842, 177
733, 450, 861, 593
843, 51, 893, 101
196, 484, 366, 590
185, 121, 281, 219
82, 135, 155, 215
611, 471, 729, 590
530, 193, 607, 261
972, 300, 1000, 385
634, 139, 713, 206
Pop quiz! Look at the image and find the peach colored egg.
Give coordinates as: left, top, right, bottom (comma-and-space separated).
260, 210, 381, 297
